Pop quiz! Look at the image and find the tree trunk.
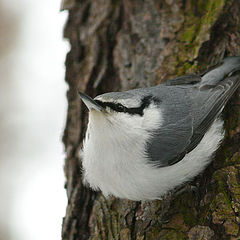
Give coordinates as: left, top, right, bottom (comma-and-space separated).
61, 0, 240, 239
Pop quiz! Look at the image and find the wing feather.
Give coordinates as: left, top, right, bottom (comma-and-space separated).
146, 73, 240, 167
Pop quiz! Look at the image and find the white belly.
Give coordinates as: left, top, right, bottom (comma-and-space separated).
82, 111, 224, 201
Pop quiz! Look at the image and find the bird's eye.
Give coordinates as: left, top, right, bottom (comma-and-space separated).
115, 103, 125, 112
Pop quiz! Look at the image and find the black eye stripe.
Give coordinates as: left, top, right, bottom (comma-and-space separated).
95, 95, 160, 116
95, 101, 126, 113
115, 103, 126, 112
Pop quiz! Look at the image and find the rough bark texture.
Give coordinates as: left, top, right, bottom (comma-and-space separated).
61, 0, 240, 239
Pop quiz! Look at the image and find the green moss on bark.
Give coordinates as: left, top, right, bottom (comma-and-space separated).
157, 0, 227, 81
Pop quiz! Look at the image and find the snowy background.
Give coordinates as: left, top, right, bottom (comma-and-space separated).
0, 0, 68, 239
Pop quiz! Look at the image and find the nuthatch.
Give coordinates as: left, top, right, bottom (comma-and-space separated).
79, 57, 240, 201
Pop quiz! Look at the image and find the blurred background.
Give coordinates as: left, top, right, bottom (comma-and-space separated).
0, 0, 68, 239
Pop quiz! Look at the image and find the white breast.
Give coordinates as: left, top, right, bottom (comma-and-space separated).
81, 107, 224, 201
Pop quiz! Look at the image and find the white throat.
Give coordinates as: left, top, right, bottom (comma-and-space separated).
81, 105, 162, 199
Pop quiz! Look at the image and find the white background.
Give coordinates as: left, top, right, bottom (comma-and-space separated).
0, 0, 68, 239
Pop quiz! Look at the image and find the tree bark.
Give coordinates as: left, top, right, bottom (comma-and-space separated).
61, 0, 240, 239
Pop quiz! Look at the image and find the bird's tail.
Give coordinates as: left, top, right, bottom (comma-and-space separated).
201, 56, 240, 85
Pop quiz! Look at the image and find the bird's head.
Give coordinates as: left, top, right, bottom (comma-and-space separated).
78, 90, 162, 133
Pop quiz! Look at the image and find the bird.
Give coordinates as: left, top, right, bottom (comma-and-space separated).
78, 56, 240, 201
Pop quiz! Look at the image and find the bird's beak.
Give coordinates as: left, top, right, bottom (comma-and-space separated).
78, 91, 104, 112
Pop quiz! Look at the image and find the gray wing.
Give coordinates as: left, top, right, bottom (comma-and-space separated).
146, 72, 240, 167
163, 74, 201, 86
187, 74, 240, 152
145, 85, 193, 167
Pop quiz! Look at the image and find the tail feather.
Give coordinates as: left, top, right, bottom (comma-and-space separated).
201, 56, 240, 85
